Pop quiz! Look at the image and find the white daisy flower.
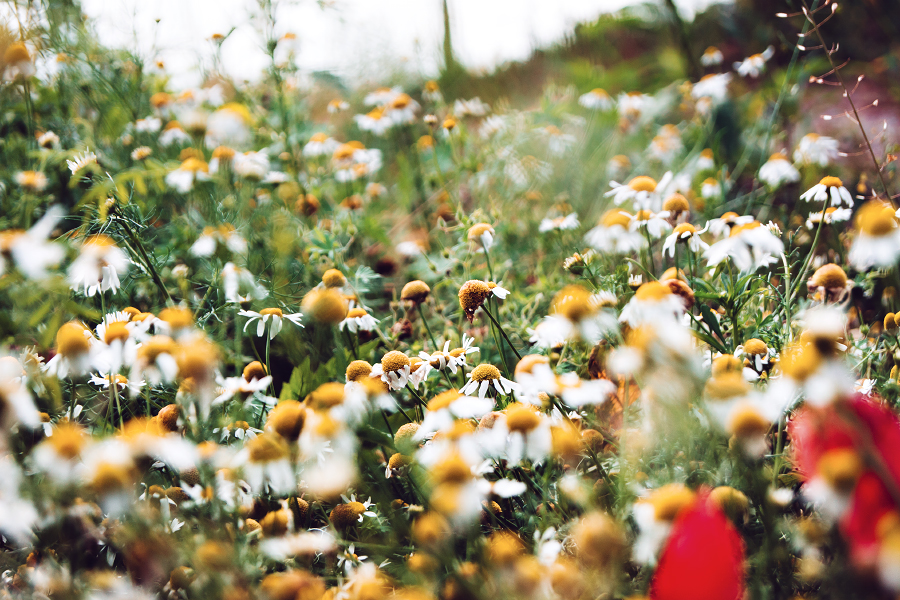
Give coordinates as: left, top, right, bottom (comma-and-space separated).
793, 133, 839, 167
733, 46, 774, 78
585, 209, 647, 254
303, 132, 340, 157
849, 201, 900, 270
239, 307, 304, 339
759, 152, 800, 188
460, 363, 521, 399
578, 88, 613, 110
619, 282, 685, 326
340, 305, 379, 333
539, 213, 580, 233
67, 234, 130, 297
0, 205, 65, 280
370, 351, 412, 391
691, 73, 732, 104
800, 176, 854, 208
701, 46, 724, 66
705, 221, 784, 272
67, 149, 98, 175
662, 223, 709, 257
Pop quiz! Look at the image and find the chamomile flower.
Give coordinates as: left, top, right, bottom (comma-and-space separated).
340, 305, 379, 333
707, 211, 755, 238
370, 351, 412, 391
701, 46, 724, 66
205, 102, 251, 147
460, 364, 521, 399
222, 262, 268, 304
235, 433, 295, 494
386, 93, 419, 124
14, 170, 48, 192
542, 125, 577, 156
800, 176, 854, 208
806, 206, 852, 229
457, 280, 510, 320
44, 321, 94, 378
539, 213, 579, 233
648, 125, 683, 164
418, 391, 494, 438
630, 210, 672, 239
165, 157, 210, 193
691, 73, 732, 104
129, 335, 178, 388
705, 221, 784, 272
0, 205, 65, 280
303, 132, 340, 157
759, 152, 800, 188
794, 133, 839, 167
619, 282, 685, 326
190, 224, 248, 257
488, 403, 552, 466
662, 223, 710, 257
327, 98, 350, 113
453, 97, 490, 117
89, 373, 145, 396
605, 172, 672, 211
696, 148, 715, 172
585, 209, 646, 254
159, 121, 191, 146
67, 234, 130, 296
239, 307, 304, 339
733, 46, 774, 78
632, 484, 696, 565
701, 177, 721, 199
848, 200, 900, 270
467, 223, 495, 251
578, 88, 613, 110
530, 285, 617, 349
0, 355, 40, 431
355, 107, 394, 136
66, 149, 98, 175
233, 151, 270, 179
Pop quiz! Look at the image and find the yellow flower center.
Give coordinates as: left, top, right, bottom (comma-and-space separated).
673, 222, 697, 236
266, 400, 305, 440
301, 288, 349, 324
458, 280, 492, 317
628, 176, 657, 193
471, 364, 501, 382
648, 484, 696, 521
306, 382, 346, 409
381, 351, 410, 373
506, 403, 541, 433
159, 307, 193, 329
345, 360, 373, 382
514, 354, 550, 377
401, 280, 431, 303
704, 372, 750, 400
600, 209, 632, 228
247, 433, 290, 463
56, 322, 90, 356
742, 338, 768, 356
809, 263, 847, 289
259, 307, 283, 318
467, 223, 494, 241
818, 448, 863, 493
243, 360, 268, 381
819, 176, 843, 188
727, 405, 770, 439
47, 423, 86, 459
428, 390, 462, 411
856, 201, 897, 237
663, 194, 690, 213
321, 268, 346, 288
634, 281, 672, 302
552, 285, 595, 322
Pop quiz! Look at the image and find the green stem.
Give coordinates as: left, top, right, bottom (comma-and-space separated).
417, 302, 439, 351
481, 303, 522, 360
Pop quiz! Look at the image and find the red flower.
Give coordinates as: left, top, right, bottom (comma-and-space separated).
789, 394, 900, 568
650, 492, 744, 600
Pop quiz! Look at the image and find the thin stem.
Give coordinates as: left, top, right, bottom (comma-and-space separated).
417, 302, 439, 351
481, 303, 522, 360
800, 0, 893, 207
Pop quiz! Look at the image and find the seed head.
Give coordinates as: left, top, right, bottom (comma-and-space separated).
401, 280, 431, 303
56, 321, 90, 357
321, 269, 346, 288
809, 263, 847, 289
458, 280, 492, 320
266, 400, 305, 440
302, 288, 348, 324
346, 360, 373, 382
381, 350, 410, 373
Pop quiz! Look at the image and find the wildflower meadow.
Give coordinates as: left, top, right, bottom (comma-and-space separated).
2, 0, 900, 599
